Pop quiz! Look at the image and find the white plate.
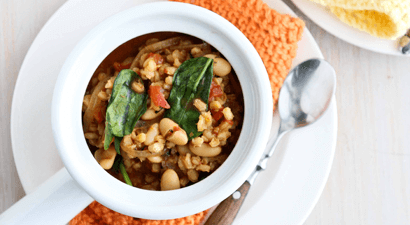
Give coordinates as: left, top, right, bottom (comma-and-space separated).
291, 0, 408, 57
10, 0, 337, 224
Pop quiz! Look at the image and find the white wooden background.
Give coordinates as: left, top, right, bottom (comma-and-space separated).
1, 0, 410, 224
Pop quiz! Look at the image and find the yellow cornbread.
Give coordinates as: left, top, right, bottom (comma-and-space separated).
310, 0, 410, 39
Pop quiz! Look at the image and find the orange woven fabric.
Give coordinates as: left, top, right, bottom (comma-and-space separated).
172, 0, 305, 109
70, 201, 208, 225
71, 0, 304, 224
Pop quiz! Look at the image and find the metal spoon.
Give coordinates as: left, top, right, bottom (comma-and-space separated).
204, 58, 336, 225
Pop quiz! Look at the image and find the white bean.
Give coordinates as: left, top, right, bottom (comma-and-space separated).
213, 58, 231, 77
147, 155, 163, 163
167, 130, 188, 146
94, 146, 117, 170
161, 169, 180, 191
159, 118, 178, 136
203, 54, 217, 60
189, 142, 222, 157
141, 108, 164, 120
159, 118, 188, 145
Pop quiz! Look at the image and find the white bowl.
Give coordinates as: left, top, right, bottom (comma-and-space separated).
52, 1, 272, 219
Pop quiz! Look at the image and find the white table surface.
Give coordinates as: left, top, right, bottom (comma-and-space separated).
1, 0, 410, 224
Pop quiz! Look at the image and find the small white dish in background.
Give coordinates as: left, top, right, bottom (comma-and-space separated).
10, 0, 337, 224
291, 0, 408, 57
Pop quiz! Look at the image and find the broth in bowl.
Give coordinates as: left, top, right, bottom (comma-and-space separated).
82, 32, 244, 191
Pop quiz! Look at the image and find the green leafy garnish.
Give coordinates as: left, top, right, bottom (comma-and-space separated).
113, 155, 132, 186
120, 162, 133, 186
164, 57, 213, 140
114, 137, 122, 154
104, 69, 148, 150
112, 155, 122, 173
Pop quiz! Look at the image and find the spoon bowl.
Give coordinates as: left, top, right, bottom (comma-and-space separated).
279, 58, 336, 131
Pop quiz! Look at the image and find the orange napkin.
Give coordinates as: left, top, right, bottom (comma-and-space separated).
70, 0, 304, 224
70, 201, 208, 225
172, 0, 305, 109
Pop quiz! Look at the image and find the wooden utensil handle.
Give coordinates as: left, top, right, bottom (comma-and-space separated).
204, 181, 251, 225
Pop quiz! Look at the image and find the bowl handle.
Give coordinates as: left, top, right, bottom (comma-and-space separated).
0, 167, 93, 225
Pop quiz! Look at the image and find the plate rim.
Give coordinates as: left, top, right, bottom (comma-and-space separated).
10, 0, 72, 193
10, 0, 337, 224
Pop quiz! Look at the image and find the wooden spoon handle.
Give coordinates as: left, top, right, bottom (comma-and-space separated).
204, 181, 251, 225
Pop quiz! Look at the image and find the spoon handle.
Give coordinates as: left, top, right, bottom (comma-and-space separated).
204, 127, 287, 224
204, 181, 250, 225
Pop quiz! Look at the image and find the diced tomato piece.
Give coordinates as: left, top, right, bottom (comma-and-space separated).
113, 62, 132, 72
122, 62, 131, 69
149, 85, 170, 109
211, 108, 224, 122
147, 53, 164, 65
113, 62, 122, 72
209, 81, 224, 102
93, 105, 106, 124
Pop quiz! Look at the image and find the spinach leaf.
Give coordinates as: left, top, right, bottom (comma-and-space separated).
112, 155, 122, 173
114, 136, 122, 154
165, 57, 213, 140
104, 69, 148, 150
104, 128, 115, 151
120, 162, 133, 186
113, 155, 132, 186
108, 69, 137, 105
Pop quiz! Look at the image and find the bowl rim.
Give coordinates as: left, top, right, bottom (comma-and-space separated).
51, 1, 272, 219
